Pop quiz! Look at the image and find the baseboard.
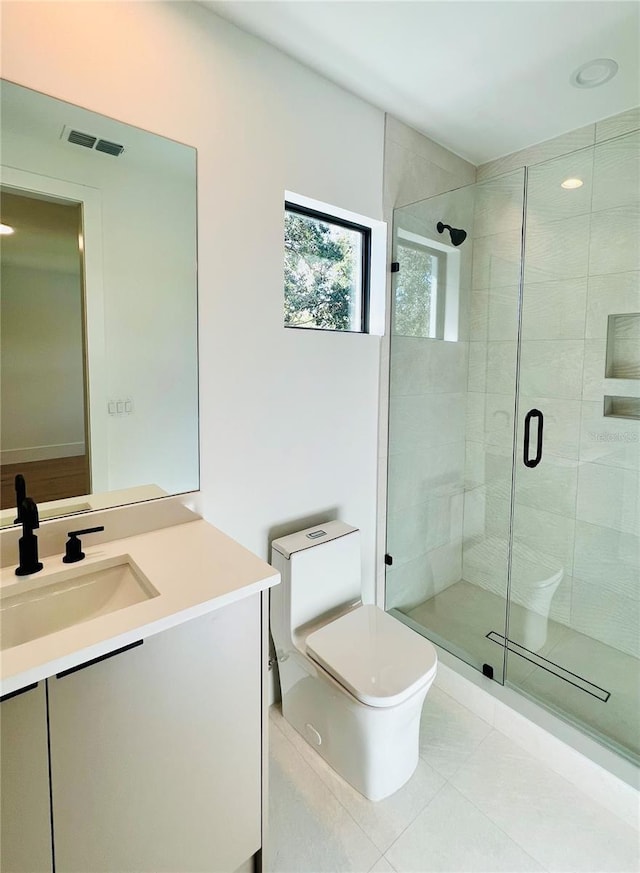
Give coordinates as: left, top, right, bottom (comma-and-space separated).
1, 442, 85, 464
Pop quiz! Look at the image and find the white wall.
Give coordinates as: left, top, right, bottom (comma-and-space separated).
1, 1, 385, 593
1, 262, 85, 462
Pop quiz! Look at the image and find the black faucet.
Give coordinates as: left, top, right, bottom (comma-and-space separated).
14, 474, 26, 525
15, 497, 43, 576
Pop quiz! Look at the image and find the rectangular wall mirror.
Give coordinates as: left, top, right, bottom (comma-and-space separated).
0, 80, 199, 527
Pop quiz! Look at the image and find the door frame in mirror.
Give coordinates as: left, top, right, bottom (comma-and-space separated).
2, 165, 107, 493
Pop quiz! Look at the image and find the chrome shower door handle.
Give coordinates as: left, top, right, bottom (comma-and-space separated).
523, 409, 544, 468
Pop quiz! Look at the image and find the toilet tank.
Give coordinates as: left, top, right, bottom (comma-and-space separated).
271, 521, 361, 637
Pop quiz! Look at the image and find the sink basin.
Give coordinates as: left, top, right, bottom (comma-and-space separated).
0, 557, 159, 650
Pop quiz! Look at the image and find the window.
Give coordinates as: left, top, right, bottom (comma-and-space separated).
394, 238, 446, 338
393, 228, 461, 342
284, 201, 371, 333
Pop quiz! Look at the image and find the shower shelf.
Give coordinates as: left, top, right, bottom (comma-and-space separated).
605, 313, 640, 380
603, 395, 640, 421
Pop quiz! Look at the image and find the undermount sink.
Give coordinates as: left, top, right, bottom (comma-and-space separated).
0, 557, 159, 651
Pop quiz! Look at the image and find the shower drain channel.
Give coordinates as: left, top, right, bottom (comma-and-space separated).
486, 632, 611, 702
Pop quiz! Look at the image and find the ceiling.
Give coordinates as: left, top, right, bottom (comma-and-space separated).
202, 1, 640, 165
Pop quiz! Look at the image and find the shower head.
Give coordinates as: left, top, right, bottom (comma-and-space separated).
437, 221, 467, 247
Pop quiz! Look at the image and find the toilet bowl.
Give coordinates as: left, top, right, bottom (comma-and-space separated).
270, 521, 437, 801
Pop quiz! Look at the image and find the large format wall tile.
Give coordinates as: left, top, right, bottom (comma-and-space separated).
390, 336, 468, 396
589, 204, 640, 276
469, 289, 490, 340
576, 462, 639, 535
385, 542, 462, 610
570, 575, 640, 659
488, 285, 520, 340
592, 131, 640, 213
384, 139, 465, 210
573, 520, 639, 599
485, 394, 516, 448
517, 395, 581, 459
387, 492, 463, 566
387, 442, 465, 513
477, 124, 595, 182
585, 271, 640, 339
581, 339, 607, 401
521, 278, 588, 340
473, 172, 525, 237
514, 455, 578, 517
512, 504, 575, 575
486, 341, 517, 395
519, 340, 584, 399
525, 148, 594, 229
389, 392, 466, 455
385, 115, 476, 182
472, 230, 522, 290
595, 107, 640, 143
579, 401, 640, 469
462, 533, 509, 597
467, 342, 488, 393
523, 213, 590, 283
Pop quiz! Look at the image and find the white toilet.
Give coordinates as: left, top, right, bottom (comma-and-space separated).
270, 521, 437, 801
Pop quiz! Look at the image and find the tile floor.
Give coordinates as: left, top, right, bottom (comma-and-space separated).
267, 689, 639, 873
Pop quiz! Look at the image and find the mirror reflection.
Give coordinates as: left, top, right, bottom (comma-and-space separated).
0, 80, 199, 527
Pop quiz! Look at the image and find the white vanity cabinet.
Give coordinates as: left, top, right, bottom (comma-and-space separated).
47, 594, 262, 873
0, 682, 53, 873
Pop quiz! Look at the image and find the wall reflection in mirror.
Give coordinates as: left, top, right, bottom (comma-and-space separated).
0, 80, 199, 527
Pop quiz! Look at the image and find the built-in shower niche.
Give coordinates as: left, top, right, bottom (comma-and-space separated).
603, 395, 640, 421
605, 313, 640, 380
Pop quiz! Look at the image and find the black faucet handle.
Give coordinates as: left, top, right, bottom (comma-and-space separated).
63, 526, 105, 564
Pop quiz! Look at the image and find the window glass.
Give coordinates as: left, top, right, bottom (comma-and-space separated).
284, 204, 370, 332
394, 241, 446, 338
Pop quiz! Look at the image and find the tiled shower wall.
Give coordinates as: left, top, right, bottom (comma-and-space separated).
471, 108, 640, 657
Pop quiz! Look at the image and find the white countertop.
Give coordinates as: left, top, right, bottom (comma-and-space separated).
0, 519, 279, 697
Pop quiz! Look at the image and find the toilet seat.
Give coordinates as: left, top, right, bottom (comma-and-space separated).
305, 604, 437, 708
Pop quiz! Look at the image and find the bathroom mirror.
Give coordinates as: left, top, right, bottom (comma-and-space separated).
0, 80, 199, 527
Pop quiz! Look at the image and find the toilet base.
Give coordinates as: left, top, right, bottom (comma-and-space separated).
280, 655, 433, 801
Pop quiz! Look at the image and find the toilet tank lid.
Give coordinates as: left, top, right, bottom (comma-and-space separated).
271, 521, 358, 560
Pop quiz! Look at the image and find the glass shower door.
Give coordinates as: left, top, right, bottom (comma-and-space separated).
506, 133, 640, 762
387, 170, 525, 684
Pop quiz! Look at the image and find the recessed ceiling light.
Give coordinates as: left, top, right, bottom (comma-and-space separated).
0, 224, 14, 235
561, 178, 584, 190
570, 58, 618, 89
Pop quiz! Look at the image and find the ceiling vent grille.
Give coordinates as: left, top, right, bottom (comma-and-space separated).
68, 130, 97, 149
65, 127, 125, 157
95, 139, 125, 157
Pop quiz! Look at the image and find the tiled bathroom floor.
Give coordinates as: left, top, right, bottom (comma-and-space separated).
267, 691, 639, 873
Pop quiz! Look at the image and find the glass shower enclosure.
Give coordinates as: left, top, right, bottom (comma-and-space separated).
386, 131, 639, 763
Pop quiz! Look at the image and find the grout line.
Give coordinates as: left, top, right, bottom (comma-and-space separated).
380, 779, 451, 860
445, 779, 552, 872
